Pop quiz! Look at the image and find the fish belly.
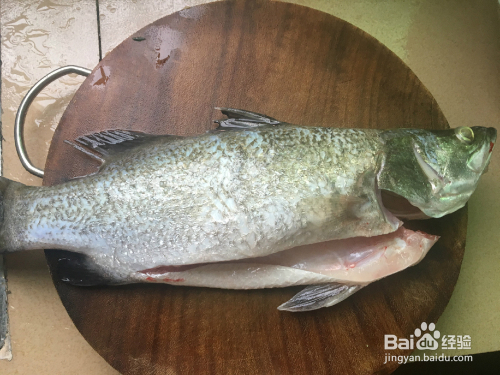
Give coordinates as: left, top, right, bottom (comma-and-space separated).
134, 227, 438, 288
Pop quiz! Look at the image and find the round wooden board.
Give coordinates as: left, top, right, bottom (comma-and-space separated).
43, 1, 466, 374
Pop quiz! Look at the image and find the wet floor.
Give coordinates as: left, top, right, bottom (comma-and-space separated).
1, 0, 499, 374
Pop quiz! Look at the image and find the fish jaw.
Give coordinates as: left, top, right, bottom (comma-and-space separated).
134, 227, 438, 289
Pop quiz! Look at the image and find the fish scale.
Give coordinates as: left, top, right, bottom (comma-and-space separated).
0, 108, 495, 310
2, 125, 393, 275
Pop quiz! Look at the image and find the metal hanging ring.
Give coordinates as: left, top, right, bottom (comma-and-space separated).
14, 65, 92, 178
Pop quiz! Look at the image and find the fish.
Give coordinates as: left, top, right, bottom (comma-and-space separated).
0, 108, 496, 311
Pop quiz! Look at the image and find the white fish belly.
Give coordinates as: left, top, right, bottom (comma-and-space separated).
134, 227, 438, 289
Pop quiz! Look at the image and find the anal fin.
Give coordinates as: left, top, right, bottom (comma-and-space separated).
46, 250, 121, 286
278, 283, 365, 312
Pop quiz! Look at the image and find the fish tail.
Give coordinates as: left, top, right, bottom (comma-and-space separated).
0, 177, 27, 253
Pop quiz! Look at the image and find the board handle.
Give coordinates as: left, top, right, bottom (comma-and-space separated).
14, 65, 92, 178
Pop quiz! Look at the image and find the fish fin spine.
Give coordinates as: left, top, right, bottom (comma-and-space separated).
213, 107, 284, 130
66, 130, 180, 159
277, 283, 365, 312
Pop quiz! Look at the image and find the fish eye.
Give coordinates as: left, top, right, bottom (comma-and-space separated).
455, 127, 474, 144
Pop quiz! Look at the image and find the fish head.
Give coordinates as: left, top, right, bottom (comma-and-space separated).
378, 126, 496, 218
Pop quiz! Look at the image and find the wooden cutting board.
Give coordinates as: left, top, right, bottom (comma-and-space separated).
43, 1, 466, 374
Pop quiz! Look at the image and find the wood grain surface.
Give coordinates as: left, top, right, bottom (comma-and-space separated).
43, 1, 465, 374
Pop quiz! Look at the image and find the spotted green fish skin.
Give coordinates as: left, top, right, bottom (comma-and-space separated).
0, 109, 495, 284
0, 125, 400, 279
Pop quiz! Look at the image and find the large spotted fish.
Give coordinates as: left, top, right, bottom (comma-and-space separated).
0, 109, 495, 311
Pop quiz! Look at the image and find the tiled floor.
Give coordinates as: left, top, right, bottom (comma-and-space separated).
1, 0, 499, 373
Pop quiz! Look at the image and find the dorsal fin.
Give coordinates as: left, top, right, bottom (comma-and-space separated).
65, 130, 180, 160
214, 107, 284, 130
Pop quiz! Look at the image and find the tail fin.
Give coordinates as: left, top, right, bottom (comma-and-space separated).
0, 177, 27, 253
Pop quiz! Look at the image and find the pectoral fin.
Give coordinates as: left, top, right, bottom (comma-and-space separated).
277, 283, 365, 312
